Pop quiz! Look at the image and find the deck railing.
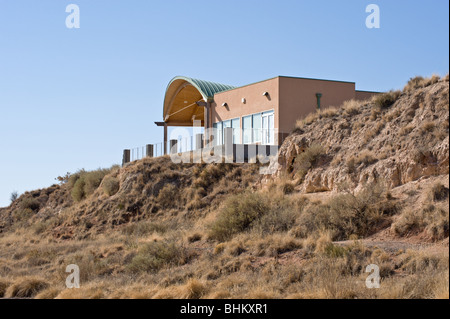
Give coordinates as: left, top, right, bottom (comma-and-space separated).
122, 128, 289, 166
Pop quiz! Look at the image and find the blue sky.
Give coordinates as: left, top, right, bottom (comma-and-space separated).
0, 0, 448, 207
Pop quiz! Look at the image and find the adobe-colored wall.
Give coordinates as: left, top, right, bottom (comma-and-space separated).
278, 77, 356, 134
212, 77, 280, 130
210, 76, 372, 144
355, 90, 380, 101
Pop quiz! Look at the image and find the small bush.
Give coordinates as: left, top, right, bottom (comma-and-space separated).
392, 204, 449, 241
5, 277, 49, 298
429, 183, 449, 202
102, 176, 120, 196
157, 183, 179, 208
404, 75, 441, 93
70, 168, 111, 202
13, 208, 34, 222
373, 90, 401, 109
209, 192, 269, 241
127, 241, 186, 273
21, 198, 40, 211
342, 100, 360, 116
295, 184, 398, 240
280, 182, 295, 195
296, 111, 320, 129
419, 121, 436, 135
320, 107, 339, 118
294, 143, 325, 182
254, 206, 296, 234
10, 191, 18, 203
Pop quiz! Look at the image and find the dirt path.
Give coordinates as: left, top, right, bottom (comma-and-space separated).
335, 228, 449, 255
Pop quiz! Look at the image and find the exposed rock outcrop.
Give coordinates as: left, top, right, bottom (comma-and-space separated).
274, 78, 449, 193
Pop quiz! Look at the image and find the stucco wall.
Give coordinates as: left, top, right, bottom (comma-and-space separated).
355, 90, 380, 101
278, 77, 356, 134
211, 77, 280, 130
210, 76, 373, 144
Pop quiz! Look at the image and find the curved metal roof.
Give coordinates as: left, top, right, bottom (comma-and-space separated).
163, 76, 236, 124
166, 76, 236, 101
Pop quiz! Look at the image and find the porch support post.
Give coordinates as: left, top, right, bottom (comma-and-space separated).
164, 123, 168, 155
155, 122, 168, 155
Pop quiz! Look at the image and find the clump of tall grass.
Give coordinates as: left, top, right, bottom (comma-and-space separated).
293, 143, 325, 182
372, 90, 401, 109
403, 75, 441, 93
69, 168, 114, 202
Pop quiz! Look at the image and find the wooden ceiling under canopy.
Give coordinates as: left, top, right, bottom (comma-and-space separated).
163, 76, 236, 127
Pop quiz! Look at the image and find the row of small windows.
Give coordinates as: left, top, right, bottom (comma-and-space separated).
212, 110, 274, 145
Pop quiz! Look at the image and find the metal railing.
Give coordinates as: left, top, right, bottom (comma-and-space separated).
122, 128, 290, 166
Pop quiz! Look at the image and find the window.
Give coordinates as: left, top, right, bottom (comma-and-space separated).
262, 111, 274, 145
253, 113, 262, 143
243, 115, 252, 144
231, 118, 240, 144
213, 118, 240, 145
241, 111, 274, 145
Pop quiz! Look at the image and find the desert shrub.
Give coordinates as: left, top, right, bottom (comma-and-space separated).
71, 178, 86, 202
13, 208, 34, 222
342, 100, 360, 116
429, 183, 449, 202
296, 111, 320, 130
20, 198, 40, 211
294, 143, 325, 182
373, 90, 401, 109
4, 277, 49, 298
254, 205, 297, 234
157, 183, 179, 208
419, 121, 436, 135
10, 191, 18, 203
320, 107, 339, 118
71, 168, 111, 202
404, 75, 441, 93
295, 184, 398, 240
127, 241, 186, 273
187, 233, 202, 243
280, 182, 295, 195
412, 147, 432, 164
209, 192, 269, 241
102, 176, 120, 196
392, 204, 449, 241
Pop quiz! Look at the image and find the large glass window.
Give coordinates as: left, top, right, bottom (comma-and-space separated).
243, 115, 252, 144
253, 113, 262, 143
212, 118, 240, 145
262, 111, 274, 145
231, 118, 240, 144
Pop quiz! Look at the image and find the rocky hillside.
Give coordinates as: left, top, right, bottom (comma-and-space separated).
274, 75, 449, 194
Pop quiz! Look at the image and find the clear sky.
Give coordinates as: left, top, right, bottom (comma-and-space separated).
0, 0, 448, 207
